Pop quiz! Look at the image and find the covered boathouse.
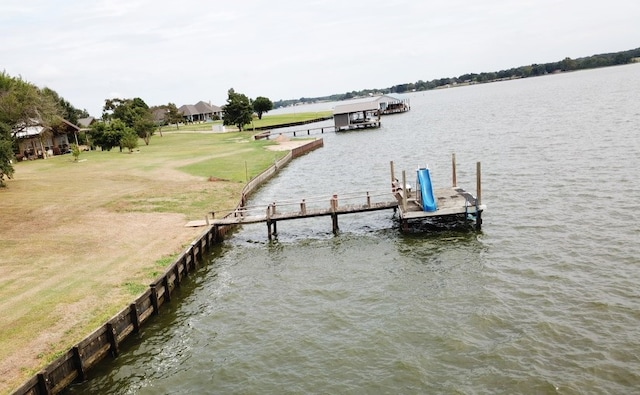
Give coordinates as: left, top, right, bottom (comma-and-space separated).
333, 95, 410, 131
333, 101, 381, 131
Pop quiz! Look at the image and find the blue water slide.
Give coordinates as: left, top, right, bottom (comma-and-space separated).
417, 168, 438, 212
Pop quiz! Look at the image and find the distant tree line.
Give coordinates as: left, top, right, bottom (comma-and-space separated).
274, 47, 640, 108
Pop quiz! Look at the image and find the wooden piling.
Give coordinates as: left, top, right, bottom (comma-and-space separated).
106, 323, 119, 357
150, 286, 159, 315
72, 346, 87, 382
452, 153, 457, 187
402, 170, 408, 212
476, 162, 482, 207
331, 194, 339, 234
390, 161, 395, 186
129, 303, 140, 333
162, 275, 171, 302
37, 372, 51, 395
476, 161, 482, 230
266, 205, 273, 241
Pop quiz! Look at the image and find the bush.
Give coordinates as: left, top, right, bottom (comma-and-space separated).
71, 144, 81, 161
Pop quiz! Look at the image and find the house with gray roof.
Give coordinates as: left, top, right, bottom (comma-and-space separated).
179, 101, 223, 122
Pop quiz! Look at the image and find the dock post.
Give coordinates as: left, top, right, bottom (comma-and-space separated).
331, 194, 339, 234
271, 202, 278, 236
475, 162, 482, 230
452, 153, 457, 188
402, 170, 408, 213
390, 161, 395, 189
366, 192, 371, 208
476, 162, 482, 207
300, 199, 307, 215
266, 205, 272, 241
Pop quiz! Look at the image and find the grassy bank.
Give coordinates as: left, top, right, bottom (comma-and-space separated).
172, 110, 332, 131
0, 128, 296, 393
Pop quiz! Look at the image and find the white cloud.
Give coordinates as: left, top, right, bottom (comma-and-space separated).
1, 0, 638, 115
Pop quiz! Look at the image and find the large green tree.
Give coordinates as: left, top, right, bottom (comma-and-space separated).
252, 96, 273, 120
0, 72, 61, 184
90, 119, 132, 151
102, 97, 155, 144
222, 88, 253, 131
133, 112, 156, 145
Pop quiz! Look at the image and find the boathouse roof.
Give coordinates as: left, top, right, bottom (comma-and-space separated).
333, 100, 379, 115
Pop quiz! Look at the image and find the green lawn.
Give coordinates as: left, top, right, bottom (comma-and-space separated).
0, 126, 308, 392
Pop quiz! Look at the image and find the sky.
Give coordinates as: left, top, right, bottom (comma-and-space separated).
1, 0, 639, 116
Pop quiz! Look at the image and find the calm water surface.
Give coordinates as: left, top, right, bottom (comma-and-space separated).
68, 64, 640, 394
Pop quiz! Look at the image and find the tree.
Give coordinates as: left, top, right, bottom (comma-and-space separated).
165, 102, 183, 129
0, 131, 13, 186
0, 72, 60, 184
102, 97, 155, 144
120, 128, 139, 152
222, 88, 253, 131
133, 113, 156, 145
253, 96, 273, 120
90, 119, 130, 151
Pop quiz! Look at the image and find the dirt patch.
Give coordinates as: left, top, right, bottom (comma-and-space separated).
266, 137, 310, 151
0, 164, 207, 393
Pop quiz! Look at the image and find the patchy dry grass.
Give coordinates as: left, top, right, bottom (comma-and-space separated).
0, 130, 292, 393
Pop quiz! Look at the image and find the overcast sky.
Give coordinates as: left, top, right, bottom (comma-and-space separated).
1, 0, 638, 116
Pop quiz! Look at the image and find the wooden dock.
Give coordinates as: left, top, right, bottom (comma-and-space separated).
211, 192, 398, 240
253, 119, 381, 140
208, 154, 485, 239
254, 125, 336, 140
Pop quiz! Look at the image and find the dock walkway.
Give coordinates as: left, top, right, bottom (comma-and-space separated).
210, 191, 397, 240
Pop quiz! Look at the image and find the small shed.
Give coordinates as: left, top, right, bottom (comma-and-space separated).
14, 126, 69, 159
333, 100, 381, 131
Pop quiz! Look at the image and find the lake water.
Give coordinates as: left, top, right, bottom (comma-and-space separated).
67, 64, 640, 394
